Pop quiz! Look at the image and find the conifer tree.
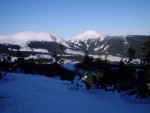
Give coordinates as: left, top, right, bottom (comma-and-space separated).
59, 43, 66, 64
7, 55, 11, 62
53, 52, 59, 63
82, 50, 93, 70
141, 35, 150, 65
127, 46, 136, 62
16, 46, 23, 62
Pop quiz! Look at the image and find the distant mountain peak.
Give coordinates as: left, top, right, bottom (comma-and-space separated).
0, 31, 67, 47
71, 30, 106, 44
82, 30, 103, 35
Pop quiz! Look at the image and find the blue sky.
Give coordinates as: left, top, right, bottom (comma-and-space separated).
0, 0, 150, 38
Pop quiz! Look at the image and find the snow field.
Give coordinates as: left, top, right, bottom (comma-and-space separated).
0, 72, 150, 113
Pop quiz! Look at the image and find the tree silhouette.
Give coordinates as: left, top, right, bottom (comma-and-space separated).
16, 46, 23, 62
141, 35, 150, 65
127, 46, 136, 62
82, 51, 93, 70
59, 43, 66, 64
53, 52, 59, 63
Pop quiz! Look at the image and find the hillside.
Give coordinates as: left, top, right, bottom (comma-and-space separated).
0, 31, 149, 63
70, 31, 148, 57
0, 71, 150, 113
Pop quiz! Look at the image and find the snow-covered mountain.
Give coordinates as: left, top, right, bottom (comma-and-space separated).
0, 31, 149, 62
71, 30, 107, 44
0, 31, 67, 47
0, 31, 84, 62
70, 30, 107, 51
70, 31, 148, 57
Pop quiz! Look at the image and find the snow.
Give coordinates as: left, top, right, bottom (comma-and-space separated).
10, 47, 32, 52
89, 55, 125, 62
71, 30, 106, 44
61, 59, 80, 66
94, 44, 105, 51
32, 49, 48, 53
130, 59, 141, 64
10, 56, 17, 62
100, 55, 140, 64
0, 31, 68, 48
88, 55, 141, 64
63, 63, 75, 71
85, 41, 90, 50
0, 72, 150, 113
106, 55, 123, 61
63, 59, 79, 64
24, 54, 52, 60
101, 55, 124, 62
11, 48, 49, 53
36, 54, 52, 59
89, 54, 100, 58
95, 42, 97, 45
102, 45, 110, 52
25, 55, 38, 60
66, 49, 84, 56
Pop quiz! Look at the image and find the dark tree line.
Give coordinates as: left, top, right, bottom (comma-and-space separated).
0, 44, 74, 82
75, 36, 150, 99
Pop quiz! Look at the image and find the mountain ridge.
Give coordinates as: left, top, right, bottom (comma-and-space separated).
0, 30, 148, 44
0, 31, 67, 47
71, 30, 107, 43
0, 31, 149, 61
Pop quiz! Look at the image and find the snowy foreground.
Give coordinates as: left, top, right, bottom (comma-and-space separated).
0, 72, 150, 113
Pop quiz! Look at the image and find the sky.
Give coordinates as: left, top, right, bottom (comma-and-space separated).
0, 0, 150, 38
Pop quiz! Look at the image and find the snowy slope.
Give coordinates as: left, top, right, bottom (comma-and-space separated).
70, 30, 107, 50
0, 72, 150, 113
0, 31, 67, 47
71, 30, 106, 44
66, 49, 84, 55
